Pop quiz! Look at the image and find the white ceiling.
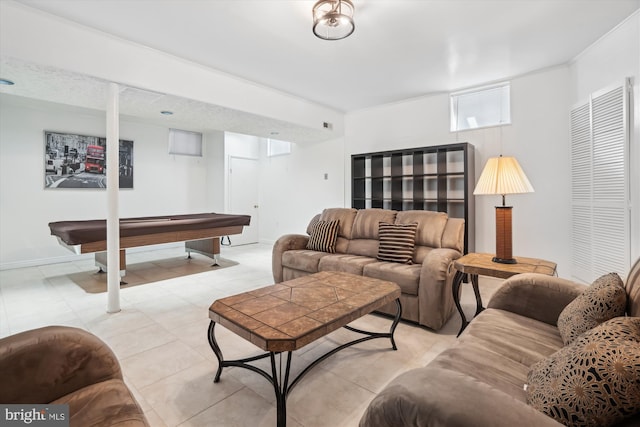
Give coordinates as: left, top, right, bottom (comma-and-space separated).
1, 0, 639, 139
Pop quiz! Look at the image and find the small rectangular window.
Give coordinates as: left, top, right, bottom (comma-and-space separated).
450, 82, 511, 132
168, 128, 202, 157
267, 138, 291, 157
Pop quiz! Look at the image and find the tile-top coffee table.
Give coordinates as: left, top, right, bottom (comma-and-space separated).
208, 271, 402, 427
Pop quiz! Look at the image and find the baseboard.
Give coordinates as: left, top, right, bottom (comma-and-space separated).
0, 242, 185, 271
0, 253, 93, 271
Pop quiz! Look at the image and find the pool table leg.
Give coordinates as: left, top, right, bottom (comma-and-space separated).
94, 249, 126, 277
185, 237, 221, 266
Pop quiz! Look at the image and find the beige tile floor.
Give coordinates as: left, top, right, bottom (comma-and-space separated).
0, 243, 501, 427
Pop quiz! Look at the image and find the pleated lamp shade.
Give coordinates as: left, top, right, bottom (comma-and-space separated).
473, 156, 534, 197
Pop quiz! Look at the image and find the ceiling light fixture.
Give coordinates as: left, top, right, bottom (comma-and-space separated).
0, 78, 15, 85
312, 0, 355, 41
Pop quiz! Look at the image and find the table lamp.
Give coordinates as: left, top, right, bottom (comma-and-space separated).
473, 155, 534, 264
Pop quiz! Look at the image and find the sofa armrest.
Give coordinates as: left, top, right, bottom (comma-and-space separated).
417, 248, 462, 330
272, 233, 310, 282
487, 273, 585, 326
359, 366, 563, 427
0, 325, 123, 404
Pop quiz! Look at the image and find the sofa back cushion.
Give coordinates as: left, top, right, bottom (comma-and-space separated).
442, 218, 465, 253
396, 210, 448, 264
306, 214, 321, 235
348, 209, 397, 258
627, 257, 640, 317
319, 208, 357, 253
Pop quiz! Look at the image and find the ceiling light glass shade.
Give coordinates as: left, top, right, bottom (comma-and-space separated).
312, 0, 355, 40
473, 156, 534, 197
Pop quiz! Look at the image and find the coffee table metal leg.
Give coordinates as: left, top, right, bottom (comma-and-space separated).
207, 321, 225, 382
270, 352, 292, 427
208, 320, 275, 384
451, 270, 468, 337
471, 274, 484, 316
389, 298, 402, 350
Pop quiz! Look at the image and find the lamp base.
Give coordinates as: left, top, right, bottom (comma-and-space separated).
495, 206, 514, 263
492, 256, 517, 264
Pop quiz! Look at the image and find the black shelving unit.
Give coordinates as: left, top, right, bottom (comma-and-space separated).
351, 142, 475, 253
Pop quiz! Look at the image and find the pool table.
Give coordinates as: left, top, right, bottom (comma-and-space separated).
49, 213, 251, 275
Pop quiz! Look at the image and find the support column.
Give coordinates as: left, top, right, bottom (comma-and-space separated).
106, 82, 121, 313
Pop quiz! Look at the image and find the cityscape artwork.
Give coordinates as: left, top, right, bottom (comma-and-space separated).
44, 131, 134, 189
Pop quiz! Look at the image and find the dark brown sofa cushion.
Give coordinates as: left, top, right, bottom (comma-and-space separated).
557, 273, 627, 345
526, 317, 640, 427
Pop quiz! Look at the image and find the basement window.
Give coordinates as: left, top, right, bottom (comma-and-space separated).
267, 138, 291, 157
450, 82, 511, 132
168, 128, 203, 157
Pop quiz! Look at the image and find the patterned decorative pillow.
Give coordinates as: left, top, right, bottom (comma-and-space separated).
557, 273, 627, 345
526, 317, 640, 427
377, 222, 418, 264
306, 220, 340, 253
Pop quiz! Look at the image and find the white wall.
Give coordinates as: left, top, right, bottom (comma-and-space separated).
221, 131, 345, 244
345, 67, 572, 276
0, 95, 224, 268
569, 11, 640, 266
258, 137, 346, 244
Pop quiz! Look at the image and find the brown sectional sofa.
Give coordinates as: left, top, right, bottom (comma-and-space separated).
0, 326, 149, 427
272, 208, 465, 330
359, 259, 640, 427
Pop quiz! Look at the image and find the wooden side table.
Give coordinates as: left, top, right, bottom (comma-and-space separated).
452, 253, 557, 336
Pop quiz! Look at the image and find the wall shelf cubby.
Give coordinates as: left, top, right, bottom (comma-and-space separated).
351, 142, 475, 253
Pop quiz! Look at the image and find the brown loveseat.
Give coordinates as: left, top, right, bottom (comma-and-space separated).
0, 326, 149, 427
272, 208, 465, 330
359, 259, 640, 427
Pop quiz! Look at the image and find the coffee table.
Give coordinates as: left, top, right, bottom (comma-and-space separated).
207, 271, 402, 427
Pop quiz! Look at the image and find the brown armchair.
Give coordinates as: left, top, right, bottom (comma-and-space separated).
0, 325, 149, 427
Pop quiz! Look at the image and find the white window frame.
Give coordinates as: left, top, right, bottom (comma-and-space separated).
267, 138, 291, 157
450, 82, 511, 132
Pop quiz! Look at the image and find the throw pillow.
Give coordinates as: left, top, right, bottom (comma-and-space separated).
526, 317, 640, 427
377, 222, 418, 264
557, 273, 626, 345
306, 220, 340, 253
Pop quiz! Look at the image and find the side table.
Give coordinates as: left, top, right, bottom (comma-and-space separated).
452, 253, 557, 336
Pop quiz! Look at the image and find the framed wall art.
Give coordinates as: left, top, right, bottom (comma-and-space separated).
44, 131, 134, 189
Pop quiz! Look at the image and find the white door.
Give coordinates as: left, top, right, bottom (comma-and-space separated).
229, 156, 259, 245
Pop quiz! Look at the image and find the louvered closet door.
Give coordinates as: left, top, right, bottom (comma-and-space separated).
571, 82, 631, 283
571, 102, 592, 281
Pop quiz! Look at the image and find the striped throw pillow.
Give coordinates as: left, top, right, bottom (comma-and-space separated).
377, 222, 418, 264
306, 220, 340, 253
